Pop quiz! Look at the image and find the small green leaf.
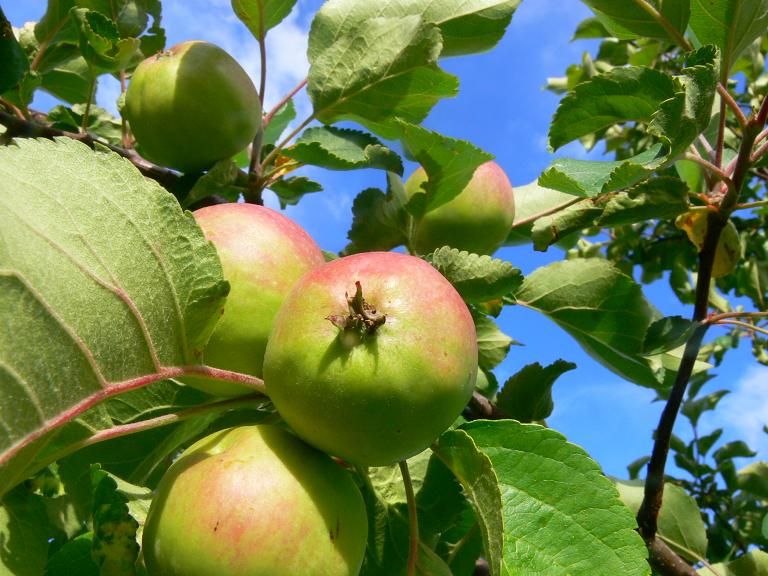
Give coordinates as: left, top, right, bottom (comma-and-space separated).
472, 311, 516, 371
531, 199, 602, 251
0, 487, 52, 576
397, 120, 493, 216
284, 126, 403, 174
344, 173, 410, 255
425, 247, 522, 303
182, 160, 245, 208
737, 461, 768, 499
516, 259, 663, 388
464, 420, 650, 576
0, 7, 29, 94
682, 390, 729, 426
431, 429, 504, 576
713, 441, 757, 463
90, 465, 143, 576
71, 8, 141, 73
581, 0, 690, 41
262, 99, 296, 147
496, 360, 576, 422
613, 478, 707, 564
268, 176, 322, 208
231, 0, 298, 40
643, 316, 699, 356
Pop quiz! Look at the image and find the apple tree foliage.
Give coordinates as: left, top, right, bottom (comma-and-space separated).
0, 0, 767, 575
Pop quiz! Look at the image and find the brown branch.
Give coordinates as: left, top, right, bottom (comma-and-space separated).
264, 77, 307, 126
647, 538, 700, 576
0, 109, 182, 190
464, 391, 508, 421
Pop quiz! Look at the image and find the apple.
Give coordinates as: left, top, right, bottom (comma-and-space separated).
142, 425, 368, 576
263, 251, 478, 466
405, 161, 515, 255
125, 41, 261, 173
186, 203, 325, 396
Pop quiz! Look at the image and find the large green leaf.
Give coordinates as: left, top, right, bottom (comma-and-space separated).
689, 0, 768, 76
307, 2, 458, 138
0, 138, 229, 496
613, 479, 707, 564
580, 0, 690, 41
231, 0, 297, 40
515, 258, 663, 388
443, 421, 650, 576
549, 66, 675, 152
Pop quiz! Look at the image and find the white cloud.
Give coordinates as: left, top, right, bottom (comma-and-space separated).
702, 365, 768, 459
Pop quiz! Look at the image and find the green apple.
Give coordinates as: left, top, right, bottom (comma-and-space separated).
142, 425, 368, 576
186, 203, 325, 396
125, 41, 261, 173
263, 251, 478, 466
405, 161, 515, 255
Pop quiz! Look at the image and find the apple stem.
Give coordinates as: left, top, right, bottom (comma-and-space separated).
326, 281, 386, 337
400, 459, 419, 576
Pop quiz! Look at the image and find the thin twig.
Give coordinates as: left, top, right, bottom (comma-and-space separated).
716, 319, 768, 336
717, 85, 748, 128
0, 109, 181, 190
697, 134, 715, 159
683, 153, 732, 184
0, 97, 25, 120
715, 98, 727, 168
733, 199, 768, 211
708, 311, 768, 322
257, 0, 267, 106
81, 76, 97, 132
631, 0, 692, 49
750, 139, 768, 163
264, 78, 308, 126
399, 460, 419, 576
511, 196, 584, 229
259, 114, 314, 172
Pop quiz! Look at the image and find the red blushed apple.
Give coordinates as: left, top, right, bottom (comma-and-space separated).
125, 41, 261, 173
263, 251, 478, 466
142, 425, 368, 576
185, 204, 325, 396
405, 161, 515, 256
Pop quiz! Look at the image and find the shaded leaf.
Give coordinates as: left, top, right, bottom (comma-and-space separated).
699, 550, 768, 576
737, 461, 768, 499
682, 390, 729, 426
45, 532, 99, 576
472, 311, 516, 371
0, 7, 29, 94
496, 360, 576, 422
72, 8, 141, 73
598, 177, 690, 227
713, 441, 757, 463
0, 138, 229, 496
182, 160, 244, 208
643, 316, 699, 356
465, 420, 650, 576
398, 120, 493, 216
516, 259, 663, 388
284, 126, 403, 174
425, 247, 522, 303
431, 429, 503, 576
231, 0, 298, 40
0, 487, 52, 576
581, 0, 690, 41
344, 173, 410, 255
268, 176, 322, 208
689, 0, 768, 76
614, 478, 707, 564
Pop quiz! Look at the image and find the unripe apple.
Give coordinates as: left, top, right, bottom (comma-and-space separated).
186, 203, 325, 396
142, 425, 368, 576
125, 40, 261, 173
263, 251, 478, 466
405, 161, 515, 255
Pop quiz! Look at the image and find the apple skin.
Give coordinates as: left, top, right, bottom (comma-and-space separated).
186, 204, 325, 396
125, 41, 261, 173
405, 161, 515, 255
263, 251, 478, 466
142, 425, 368, 576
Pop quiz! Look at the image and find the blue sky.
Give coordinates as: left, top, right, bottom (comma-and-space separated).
6, 0, 767, 477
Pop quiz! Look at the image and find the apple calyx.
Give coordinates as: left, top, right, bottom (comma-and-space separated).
326, 281, 386, 337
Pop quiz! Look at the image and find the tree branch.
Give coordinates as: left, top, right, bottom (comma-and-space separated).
0, 109, 182, 190
647, 538, 700, 576
264, 77, 307, 126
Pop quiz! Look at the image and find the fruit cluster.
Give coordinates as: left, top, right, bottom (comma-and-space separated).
127, 41, 513, 576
